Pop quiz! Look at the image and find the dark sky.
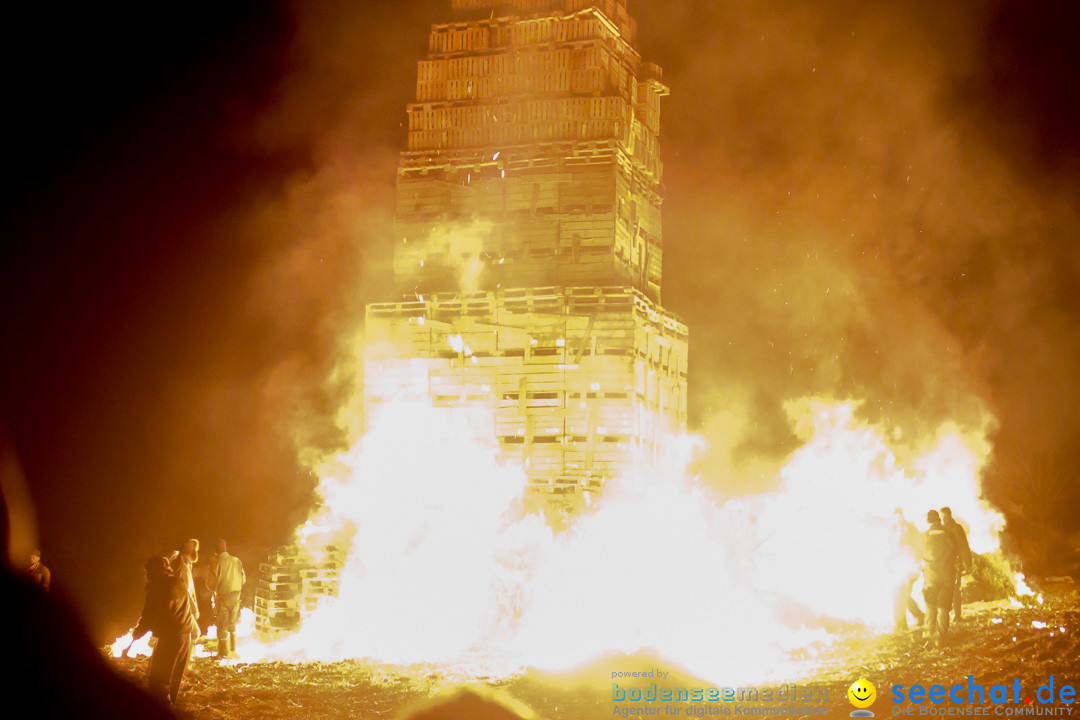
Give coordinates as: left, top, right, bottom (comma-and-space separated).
2, 0, 1079, 642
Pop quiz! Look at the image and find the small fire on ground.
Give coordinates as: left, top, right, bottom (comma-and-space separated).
110, 608, 258, 662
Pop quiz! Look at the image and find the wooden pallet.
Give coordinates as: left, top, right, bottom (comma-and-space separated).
254, 545, 346, 641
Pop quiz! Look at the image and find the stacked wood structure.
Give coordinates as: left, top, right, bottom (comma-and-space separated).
254, 545, 344, 641
257, 0, 687, 639
366, 286, 686, 493
370, 0, 687, 494
396, 0, 666, 299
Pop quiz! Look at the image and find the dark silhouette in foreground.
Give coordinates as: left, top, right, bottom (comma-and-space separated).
401, 686, 541, 720
1, 503, 173, 718
3, 570, 174, 718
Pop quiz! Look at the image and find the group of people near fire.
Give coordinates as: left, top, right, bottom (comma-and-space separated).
893, 506, 972, 648
102, 512, 969, 705
124, 537, 246, 705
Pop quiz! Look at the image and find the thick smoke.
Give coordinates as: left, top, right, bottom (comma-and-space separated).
244, 0, 1080, 551
77, 0, 1076, 618
626, 1, 1080, 546
200, 2, 436, 529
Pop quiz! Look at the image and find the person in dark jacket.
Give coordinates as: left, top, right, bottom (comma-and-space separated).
940, 506, 972, 622
131, 555, 197, 705
921, 510, 957, 647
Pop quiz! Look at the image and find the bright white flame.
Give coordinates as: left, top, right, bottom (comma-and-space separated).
447, 333, 473, 356
232, 396, 1006, 685
1014, 573, 1035, 596
252, 400, 543, 671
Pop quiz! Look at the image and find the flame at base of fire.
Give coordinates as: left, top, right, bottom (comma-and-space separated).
110, 608, 260, 662
107, 396, 1013, 686
221, 397, 1008, 685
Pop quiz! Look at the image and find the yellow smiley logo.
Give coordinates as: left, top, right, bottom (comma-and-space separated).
848, 678, 876, 709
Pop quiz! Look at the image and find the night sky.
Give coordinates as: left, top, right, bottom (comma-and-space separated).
2, 0, 1079, 642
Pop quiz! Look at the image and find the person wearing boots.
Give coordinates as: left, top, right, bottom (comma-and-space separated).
206, 538, 245, 659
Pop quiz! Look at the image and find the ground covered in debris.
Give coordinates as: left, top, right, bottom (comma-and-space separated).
108, 590, 1080, 719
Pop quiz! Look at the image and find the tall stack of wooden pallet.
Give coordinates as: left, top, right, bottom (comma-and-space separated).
397, 0, 667, 300
371, 0, 687, 494
257, 0, 686, 638
366, 286, 687, 492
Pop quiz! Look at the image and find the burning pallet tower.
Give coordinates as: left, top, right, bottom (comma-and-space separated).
367, 0, 688, 496
257, 0, 687, 639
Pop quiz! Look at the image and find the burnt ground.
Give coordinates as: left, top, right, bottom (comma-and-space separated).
108, 590, 1080, 719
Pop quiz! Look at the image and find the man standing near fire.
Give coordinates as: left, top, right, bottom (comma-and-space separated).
131, 555, 197, 705
892, 509, 925, 631
940, 506, 972, 622
206, 538, 245, 659
27, 549, 51, 592
174, 539, 201, 642
921, 510, 957, 648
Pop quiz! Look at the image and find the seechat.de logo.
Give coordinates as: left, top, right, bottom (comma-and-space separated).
849, 678, 877, 717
